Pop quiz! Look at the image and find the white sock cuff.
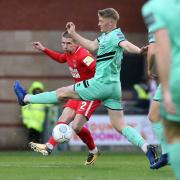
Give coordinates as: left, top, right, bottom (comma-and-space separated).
141, 142, 148, 153
89, 147, 98, 154
46, 143, 54, 150
24, 94, 30, 103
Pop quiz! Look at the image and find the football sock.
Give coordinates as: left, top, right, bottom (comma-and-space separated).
56, 121, 67, 125
152, 121, 168, 154
168, 143, 180, 180
141, 142, 148, 153
77, 127, 96, 150
48, 136, 57, 146
46, 136, 57, 150
47, 122, 67, 148
89, 147, 98, 154
122, 126, 145, 150
25, 91, 59, 104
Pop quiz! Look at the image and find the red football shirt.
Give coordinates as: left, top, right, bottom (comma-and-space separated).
44, 46, 96, 82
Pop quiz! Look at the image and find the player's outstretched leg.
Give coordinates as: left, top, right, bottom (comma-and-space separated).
29, 142, 52, 156
150, 153, 169, 169
14, 80, 27, 106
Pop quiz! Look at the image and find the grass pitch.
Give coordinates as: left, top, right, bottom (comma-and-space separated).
0, 151, 175, 180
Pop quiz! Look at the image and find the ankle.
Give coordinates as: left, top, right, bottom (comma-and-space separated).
89, 147, 98, 154
46, 143, 54, 150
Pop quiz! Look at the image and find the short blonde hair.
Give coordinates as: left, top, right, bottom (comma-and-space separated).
98, 8, 120, 21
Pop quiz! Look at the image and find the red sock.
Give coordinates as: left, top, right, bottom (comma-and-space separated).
48, 136, 57, 147
77, 127, 95, 150
56, 121, 67, 125
47, 122, 67, 147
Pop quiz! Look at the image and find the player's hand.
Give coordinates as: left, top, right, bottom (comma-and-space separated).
66, 22, 75, 34
163, 91, 176, 114
32, 42, 45, 51
140, 45, 148, 55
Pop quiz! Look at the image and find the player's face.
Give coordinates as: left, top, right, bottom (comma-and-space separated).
98, 15, 112, 32
61, 37, 77, 54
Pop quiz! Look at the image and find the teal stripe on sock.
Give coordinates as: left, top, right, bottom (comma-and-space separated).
29, 91, 59, 104
168, 143, 180, 180
122, 126, 145, 148
152, 121, 168, 154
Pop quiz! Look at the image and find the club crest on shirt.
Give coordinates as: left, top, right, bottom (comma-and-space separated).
116, 33, 124, 39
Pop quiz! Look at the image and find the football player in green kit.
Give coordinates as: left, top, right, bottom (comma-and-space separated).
147, 31, 169, 169
14, 8, 157, 167
142, 0, 180, 179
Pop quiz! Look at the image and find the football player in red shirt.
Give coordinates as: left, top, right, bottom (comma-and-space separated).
29, 31, 101, 165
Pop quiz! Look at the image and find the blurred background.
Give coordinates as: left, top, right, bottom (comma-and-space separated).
0, 0, 157, 151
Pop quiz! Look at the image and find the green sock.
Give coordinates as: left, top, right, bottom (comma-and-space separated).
122, 126, 145, 148
152, 121, 168, 154
29, 91, 59, 104
168, 143, 180, 180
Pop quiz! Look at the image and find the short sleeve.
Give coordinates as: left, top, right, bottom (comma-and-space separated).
142, 1, 167, 33
113, 30, 126, 46
148, 31, 156, 44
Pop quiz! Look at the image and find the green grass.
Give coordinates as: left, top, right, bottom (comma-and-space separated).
0, 151, 175, 180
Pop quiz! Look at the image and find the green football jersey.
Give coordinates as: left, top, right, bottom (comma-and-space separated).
142, 0, 180, 77
95, 28, 125, 83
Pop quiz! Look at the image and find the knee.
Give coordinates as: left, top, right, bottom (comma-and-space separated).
148, 102, 160, 122
72, 123, 82, 133
148, 111, 153, 122
56, 87, 68, 100
57, 114, 74, 125
148, 111, 159, 122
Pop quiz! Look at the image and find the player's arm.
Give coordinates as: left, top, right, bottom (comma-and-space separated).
43, 48, 66, 63
119, 40, 141, 54
155, 29, 175, 114
32, 42, 66, 63
66, 22, 99, 53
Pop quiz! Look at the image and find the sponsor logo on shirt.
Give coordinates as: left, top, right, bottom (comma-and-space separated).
69, 67, 80, 78
83, 56, 94, 66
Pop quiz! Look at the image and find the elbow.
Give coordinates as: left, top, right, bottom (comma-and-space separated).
89, 47, 96, 53
88, 41, 98, 53
85, 43, 94, 52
